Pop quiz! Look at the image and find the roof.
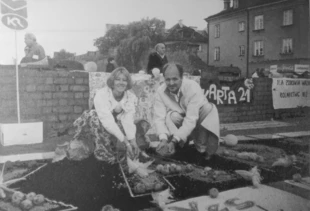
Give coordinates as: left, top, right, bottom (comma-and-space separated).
165, 23, 208, 43
205, 0, 289, 21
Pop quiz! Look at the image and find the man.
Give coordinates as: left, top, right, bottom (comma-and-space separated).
147, 43, 168, 76
21, 33, 46, 63
106, 57, 116, 73
154, 63, 220, 159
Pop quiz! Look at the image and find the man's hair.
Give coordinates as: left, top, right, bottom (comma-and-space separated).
155, 43, 165, 52
106, 67, 133, 90
25, 33, 36, 41
163, 63, 184, 78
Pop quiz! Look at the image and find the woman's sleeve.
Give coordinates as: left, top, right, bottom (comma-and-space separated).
121, 92, 137, 140
94, 89, 125, 142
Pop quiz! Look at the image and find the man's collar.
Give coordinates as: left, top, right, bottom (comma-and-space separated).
156, 52, 165, 59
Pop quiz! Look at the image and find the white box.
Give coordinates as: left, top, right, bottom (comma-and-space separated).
0, 122, 43, 146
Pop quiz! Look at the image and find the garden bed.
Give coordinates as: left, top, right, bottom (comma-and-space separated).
2, 138, 309, 211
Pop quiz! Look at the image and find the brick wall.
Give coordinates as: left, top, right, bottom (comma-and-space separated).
0, 66, 89, 138
0, 66, 304, 140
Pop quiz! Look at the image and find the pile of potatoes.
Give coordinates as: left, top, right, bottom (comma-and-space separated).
133, 182, 165, 194
6, 191, 45, 210
156, 163, 194, 175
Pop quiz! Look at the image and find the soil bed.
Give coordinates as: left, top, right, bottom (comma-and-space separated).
6, 138, 309, 211
10, 155, 153, 211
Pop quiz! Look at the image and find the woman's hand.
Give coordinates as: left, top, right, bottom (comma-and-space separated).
124, 138, 134, 159
129, 138, 140, 158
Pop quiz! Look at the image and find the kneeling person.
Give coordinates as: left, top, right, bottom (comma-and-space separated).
154, 63, 220, 159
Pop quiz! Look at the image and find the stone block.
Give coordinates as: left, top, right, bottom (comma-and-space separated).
67, 78, 75, 84
58, 85, 69, 91
75, 92, 84, 98
37, 85, 56, 92
75, 78, 84, 84
43, 93, 53, 99
46, 99, 59, 106
36, 100, 47, 107
59, 99, 68, 106
74, 106, 83, 113
45, 77, 54, 84
53, 92, 68, 99
70, 85, 88, 92
42, 106, 53, 114
54, 78, 68, 84
58, 114, 68, 121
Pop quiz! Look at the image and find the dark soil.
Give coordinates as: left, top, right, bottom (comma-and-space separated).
11, 155, 154, 211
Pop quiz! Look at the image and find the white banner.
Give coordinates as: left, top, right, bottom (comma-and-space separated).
272, 78, 310, 109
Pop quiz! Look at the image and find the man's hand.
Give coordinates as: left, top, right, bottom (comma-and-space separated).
156, 139, 168, 152
167, 141, 176, 154
129, 138, 140, 158
171, 137, 185, 148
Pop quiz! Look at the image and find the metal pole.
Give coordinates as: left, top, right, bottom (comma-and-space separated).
15, 30, 21, 123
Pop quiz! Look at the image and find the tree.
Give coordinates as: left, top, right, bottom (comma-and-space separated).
53, 49, 75, 62
94, 18, 166, 72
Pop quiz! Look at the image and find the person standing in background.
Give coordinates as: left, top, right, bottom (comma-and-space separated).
21, 33, 46, 63
147, 43, 168, 76
106, 57, 116, 73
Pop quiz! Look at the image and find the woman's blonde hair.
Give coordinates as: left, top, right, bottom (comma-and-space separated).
106, 67, 133, 90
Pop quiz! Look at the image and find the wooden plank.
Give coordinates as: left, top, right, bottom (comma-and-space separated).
221, 121, 293, 131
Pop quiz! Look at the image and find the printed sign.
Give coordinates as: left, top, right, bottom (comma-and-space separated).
0, 0, 28, 30
201, 79, 253, 105
294, 64, 309, 74
272, 78, 310, 109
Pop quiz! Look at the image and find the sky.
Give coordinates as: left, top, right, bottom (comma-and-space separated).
0, 0, 223, 64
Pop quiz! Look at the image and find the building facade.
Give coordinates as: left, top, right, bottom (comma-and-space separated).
205, 0, 310, 77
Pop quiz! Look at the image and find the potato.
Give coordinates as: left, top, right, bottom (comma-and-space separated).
154, 183, 164, 192
20, 199, 33, 210
204, 167, 212, 172
209, 188, 219, 198
145, 182, 155, 191
186, 164, 194, 172
293, 173, 302, 182
257, 156, 265, 163
175, 165, 182, 173
33, 194, 45, 205
170, 163, 177, 169
134, 183, 146, 194
223, 150, 230, 156
162, 166, 170, 175
156, 164, 164, 172
26, 192, 36, 201
200, 170, 208, 177
11, 191, 25, 206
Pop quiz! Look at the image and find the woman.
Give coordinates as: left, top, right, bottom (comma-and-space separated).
26, 68, 152, 211
62, 67, 140, 163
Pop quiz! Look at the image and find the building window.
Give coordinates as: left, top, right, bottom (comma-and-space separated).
239, 45, 245, 56
214, 47, 220, 61
283, 9, 293, 26
254, 15, 264, 30
282, 38, 293, 54
254, 41, 264, 56
214, 24, 220, 38
233, 0, 239, 8
239, 22, 245, 32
